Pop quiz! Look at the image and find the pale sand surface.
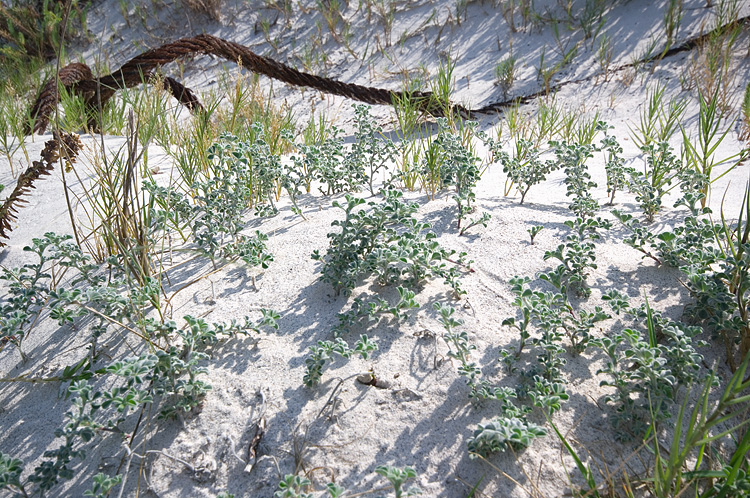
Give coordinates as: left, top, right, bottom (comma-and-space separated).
1, 1, 750, 496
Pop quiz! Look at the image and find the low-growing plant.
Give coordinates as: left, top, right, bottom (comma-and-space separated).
347, 104, 397, 195
435, 302, 485, 398
598, 126, 634, 206
503, 275, 611, 370
622, 138, 684, 222
593, 299, 705, 441
305, 190, 471, 386
643, 139, 682, 191
527, 225, 543, 245
332, 286, 419, 336
273, 464, 421, 497
0, 230, 279, 495
542, 140, 612, 297
0, 233, 80, 360
151, 134, 275, 274
424, 119, 490, 234
311, 189, 463, 297
611, 210, 664, 265
648, 350, 750, 497
615, 180, 749, 369
496, 138, 555, 204
303, 334, 379, 387
467, 409, 546, 457
308, 124, 364, 196
375, 465, 421, 498
627, 174, 662, 223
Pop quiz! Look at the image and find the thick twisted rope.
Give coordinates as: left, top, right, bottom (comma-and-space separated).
29, 14, 748, 135
27, 34, 469, 134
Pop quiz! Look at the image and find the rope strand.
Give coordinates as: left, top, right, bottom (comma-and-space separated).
26, 34, 470, 134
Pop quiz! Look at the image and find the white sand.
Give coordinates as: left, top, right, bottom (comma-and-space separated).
2, 0, 750, 496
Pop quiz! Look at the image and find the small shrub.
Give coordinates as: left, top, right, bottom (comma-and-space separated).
468, 416, 547, 457
496, 138, 555, 204
593, 300, 705, 441
542, 140, 612, 297
347, 104, 397, 195
311, 189, 464, 297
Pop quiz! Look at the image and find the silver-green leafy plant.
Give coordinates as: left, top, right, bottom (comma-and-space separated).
593, 299, 705, 441
434, 302, 486, 399
347, 104, 397, 195
417, 119, 488, 232
427, 119, 490, 234
0, 310, 278, 497
305, 189, 469, 387
375, 465, 422, 498
273, 464, 421, 498
311, 189, 465, 297
145, 135, 274, 273
496, 138, 556, 204
303, 334, 379, 388
0, 226, 279, 497
615, 178, 750, 371
0, 233, 104, 361
300, 287, 420, 386
467, 408, 546, 457
332, 286, 419, 336
542, 140, 612, 297
597, 124, 635, 206
527, 225, 543, 245
313, 125, 362, 195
